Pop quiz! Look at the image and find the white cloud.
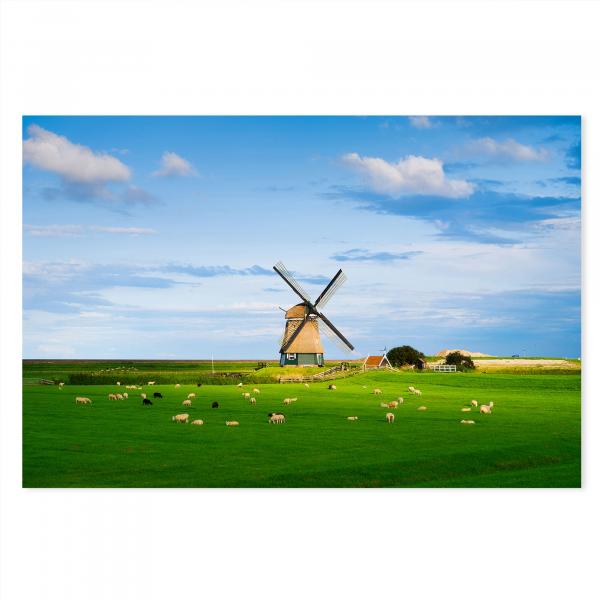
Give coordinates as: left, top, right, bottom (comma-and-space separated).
153, 151, 197, 177
91, 226, 156, 235
342, 152, 474, 198
469, 137, 549, 161
408, 116, 433, 129
24, 225, 156, 237
23, 125, 131, 183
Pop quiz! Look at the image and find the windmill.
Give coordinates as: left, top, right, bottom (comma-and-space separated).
273, 261, 354, 366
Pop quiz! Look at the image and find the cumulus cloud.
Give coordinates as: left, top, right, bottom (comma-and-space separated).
342, 152, 474, 198
408, 116, 433, 129
23, 125, 131, 183
153, 151, 197, 177
331, 248, 423, 262
469, 137, 549, 161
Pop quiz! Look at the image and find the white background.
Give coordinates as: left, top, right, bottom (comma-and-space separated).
0, 1, 597, 599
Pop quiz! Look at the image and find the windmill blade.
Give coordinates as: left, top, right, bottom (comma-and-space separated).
280, 319, 308, 353
316, 312, 354, 351
317, 317, 354, 354
273, 261, 311, 302
314, 269, 347, 310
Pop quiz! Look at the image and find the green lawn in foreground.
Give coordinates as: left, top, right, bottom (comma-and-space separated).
22, 370, 581, 488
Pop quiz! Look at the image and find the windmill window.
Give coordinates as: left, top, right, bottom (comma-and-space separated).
286, 353, 296, 360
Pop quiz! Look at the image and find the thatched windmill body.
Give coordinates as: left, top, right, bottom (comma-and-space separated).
273, 261, 354, 366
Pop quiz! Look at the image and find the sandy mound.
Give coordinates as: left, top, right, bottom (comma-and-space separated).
436, 349, 492, 358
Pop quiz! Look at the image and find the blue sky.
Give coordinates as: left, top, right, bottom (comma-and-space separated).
22, 116, 581, 358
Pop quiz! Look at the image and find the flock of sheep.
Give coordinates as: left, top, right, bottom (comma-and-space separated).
68, 378, 495, 428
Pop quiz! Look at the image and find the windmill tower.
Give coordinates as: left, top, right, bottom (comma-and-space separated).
273, 261, 354, 366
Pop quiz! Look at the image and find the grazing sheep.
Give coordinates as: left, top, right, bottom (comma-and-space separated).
380, 402, 389, 408
373, 388, 382, 395
460, 419, 476, 425
58, 382, 64, 388
397, 397, 404, 404
75, 397, 91, 405
116, 382, 121, 386
250, 397, 257, 405
142, 398, 153, 406
148, 381, 156, 386
386, 412, 395, 423
268, 413, 285, 424
183, 399, 192, 407
191, 419, 204, 426
211, 401, 219, 409
116, 394, 123, 400
283, 398, 292, 405
175, 384, 181, 388
480, 402, 494, 414
123, 392, 128, 399
388, 400, 399, 409
140, 393, 147, 400
417, 406, 427, 411
414, 389, 422, 396
461, 407, 472, 412
328, 384, 337, 390
226, 421, 240, 427
197, 383, 203, 387
304, 383, 310, 388
408, 386, 415, 393
470, 400, 478, 407
108, 393, 117, 401
187, 393, 196, 400
347, 416, 358, 421
242, 392, 251, 399
172, 413, 189, 423
252, 388, 260, 394
237, 382, 243, 387
153, 392, 163, 399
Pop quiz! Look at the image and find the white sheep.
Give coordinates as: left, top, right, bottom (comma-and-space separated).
304, 383, 310, 388
172, 413, 189, 423
397, 397, 404, 404
470, 400, 478, 407
226, 421, 240, 427
386, 412, 395, 423
417, 406, 427, 411
408, 386, 415, 393
175, 384, 181, 388
461, 419, 476, 425
380, 402, 389, 408
480, 402, 494, 414
414, 389, 422, 396
148, 381, 156, 385
388, 400, 399, 409
58, 382, 64, 388
123, 392, 128, 399
116, 394, 123, 400
183, 399, 192, 407
328, 384, 337, 390
347, 416, 358, 421
373, 388, 382, 395
283, 398, 292, 405
75, 397, 92, 405
269, 414, 285, 424
237, 383, 243, 387
108, 393, 117, 400
252, 388, 261, 394
191, 419, 204, 426
116, 381, 121, 386
187, 393, 196, 400
242, 392, 251, 399
461, 407, 472, 412
140, 393, 147, 400
250, 397, 256, 405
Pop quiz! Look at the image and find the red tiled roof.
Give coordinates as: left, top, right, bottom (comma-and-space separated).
365, 355, 384, 366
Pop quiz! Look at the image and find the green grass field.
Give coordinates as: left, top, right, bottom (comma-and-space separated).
22, 366, 581, 488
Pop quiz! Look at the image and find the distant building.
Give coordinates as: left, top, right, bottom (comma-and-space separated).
362, 354, 392, 370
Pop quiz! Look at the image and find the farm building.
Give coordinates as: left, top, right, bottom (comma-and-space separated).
362, 354, 392, 370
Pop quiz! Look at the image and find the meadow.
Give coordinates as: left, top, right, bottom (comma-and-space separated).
22, 365, 581, 488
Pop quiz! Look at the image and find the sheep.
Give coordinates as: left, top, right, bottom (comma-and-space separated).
347, 416, 359, 421
148, 381, 156, 385
75, 397, 92, 405
461, 407, 472, 412
191, 419, 204, 426
237, 382, 243, 387
142, 398, 153, 406
116, 382, 121, 386
396, 397, 404, 404
153, 392, 163, 399
172, 413, 189, 423
242, 392, 251, 399
58, 382, 64, 388
116, 394, 123, 400
480, 402, 494, 414
175, 384, 181, 388
250, 397, 257, 405
304, 383, 310, 388
211, 401, 219, 409
328, 384, 337, 390
414, 389, 422, 396
373, 388, 382, 395
226, 421, 240, 427
417, 406, 427, 411
470, 400, 478, 408
187, 393, 196, 400
380, 402, 389, 408
140, 393, 147, 400
388, 400, 399, 409
268, 413, 285, 424
252, 388, 261, 394
283, 397, 297, 405
408, 386, 415, 393
460, 419, 476, 425
123, 392, 128, 399
386, 412, 395, 423
182, 399, 192, 407
197, 383, 203, 387
108, 393, 117, 401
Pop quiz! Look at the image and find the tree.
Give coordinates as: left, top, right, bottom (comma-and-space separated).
387, 345, 426, 369
444, 351, 475, 371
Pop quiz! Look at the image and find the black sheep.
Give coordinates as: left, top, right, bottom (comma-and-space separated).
142, 398, 153, 406
197, 383, 203, 387
211, 401, 219, 408
153, 392, 163, 399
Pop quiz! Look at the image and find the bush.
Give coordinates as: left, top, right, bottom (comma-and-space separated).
444, 351, 475, 371
387, 345, 426, 369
